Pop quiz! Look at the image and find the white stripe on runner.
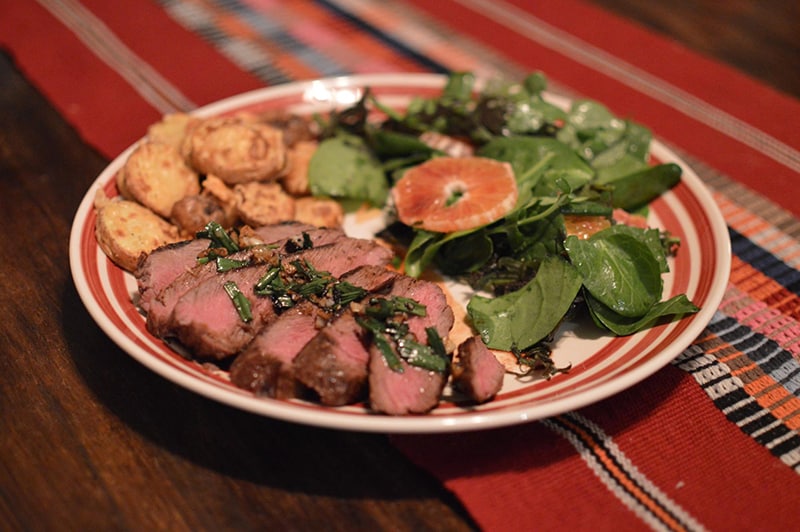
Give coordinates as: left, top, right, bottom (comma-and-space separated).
543, 412, 706, 531
453, 0, 800, 174
36, 0, 196, 114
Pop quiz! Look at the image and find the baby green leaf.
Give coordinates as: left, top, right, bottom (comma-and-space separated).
585, 292, 700, 335
308, 134, 388, 206
565, 228, 663, 318
467, 257, 582, 351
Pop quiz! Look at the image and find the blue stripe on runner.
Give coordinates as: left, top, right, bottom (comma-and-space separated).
675, 314, 800, 471
313, 0, 449, 74
729, 227, 800, 294
707, 315, 800, 391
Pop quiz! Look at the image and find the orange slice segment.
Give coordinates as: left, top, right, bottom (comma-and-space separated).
392, 157, 518, 233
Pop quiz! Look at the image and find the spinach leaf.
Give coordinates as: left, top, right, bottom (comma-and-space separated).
404, 226, 488, 278
479, 72, 568, 136
607, 163, 682, 212
477, 136, 593, 206
403, 230, 442, 278
436, 230, 494, 274
585, 292, 700, 335
467, 256, 583, 351
308, 134, 388, 206
557, 101, 653, 183
369, 129, 436, 158
564, 227, 663, 317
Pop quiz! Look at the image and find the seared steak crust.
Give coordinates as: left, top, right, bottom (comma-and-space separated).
451, 335, 504, 404
230, 303, 320, 399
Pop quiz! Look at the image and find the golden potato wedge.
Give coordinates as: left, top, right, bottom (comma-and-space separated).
184, 116, 287, 184
293, 196, 344, 228
280, 139, 317, 196
234, 182, 295, 227
120, 141, 201, 219
147, 112, 192, 149
95, 195, 180, 272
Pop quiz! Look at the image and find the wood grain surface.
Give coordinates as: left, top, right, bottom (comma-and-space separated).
1, 2, 796, 530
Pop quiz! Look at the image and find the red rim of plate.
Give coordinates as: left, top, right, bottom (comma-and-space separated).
68, 73, 731, 433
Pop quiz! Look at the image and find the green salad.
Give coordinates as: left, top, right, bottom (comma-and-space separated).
306, 71, 699, 371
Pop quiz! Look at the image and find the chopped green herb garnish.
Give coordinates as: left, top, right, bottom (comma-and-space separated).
357, 316, 404, 372
223, 281, 252, 323
511, 343, 570, 379
254, 266, 281, 294
215, 256, 250, 272
333, 281, 368, 307
356, 296, 448, 373
197, 221, 239, 254
365, 296, 427, 320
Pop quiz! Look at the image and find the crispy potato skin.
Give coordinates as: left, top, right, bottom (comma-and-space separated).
234, 182, 295, 226
294, 196, 344, 228
280, 140, 317, 196
182, 116, 287, 184
94, 194, 180, 272
118, 141, 200, 219
146, 112, 192, 149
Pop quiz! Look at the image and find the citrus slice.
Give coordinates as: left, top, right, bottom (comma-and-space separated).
392, 156, 518, 233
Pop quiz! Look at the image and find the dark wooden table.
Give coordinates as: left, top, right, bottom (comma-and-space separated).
1, 2, 797, 530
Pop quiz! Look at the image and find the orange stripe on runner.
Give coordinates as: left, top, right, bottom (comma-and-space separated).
729, 257, 800, 321
556, 416, 688, 532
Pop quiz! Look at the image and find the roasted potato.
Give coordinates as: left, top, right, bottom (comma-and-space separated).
293, 196, 343, 228
94, 192, 180, 272
183, 116, 287, 184
117, 141, 200, 219
234, 181, 295, 226
146, 112, 192, 149
280, 139, 317, 196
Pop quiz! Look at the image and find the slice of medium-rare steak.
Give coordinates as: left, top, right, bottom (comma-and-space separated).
363, 275, 454, 414
368, 350, 447, 415
168, 263, 277, 359
229, 303, 319, 399
382, 275, 455, 340
144, 225, 345, 337
286, 237, 394, 277
144, 247, 262, 338
136, 221, 316, 312
135, 238, 209, 313
451, 335, 504, 404
230, 265, 398, 399
291, 311, 372, 406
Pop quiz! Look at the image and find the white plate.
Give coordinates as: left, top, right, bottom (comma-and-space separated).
69, 73, 730, 433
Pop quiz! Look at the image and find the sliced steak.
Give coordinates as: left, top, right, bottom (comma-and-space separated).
166, 238, 395, 360
364, 275, 454, 414
291, 311, 372, 406
381, 275, 455, 340
368, 350, 447, 415
135, 238, 209, 313
168, 264, 277, 359
451, 335, 505, 404
136, 221, 317, 311
286, 237, 393, 277
143, 225, 344, 337
229, 303, 319, 399
294, 272, 454, 410
231, 265, 398, 399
